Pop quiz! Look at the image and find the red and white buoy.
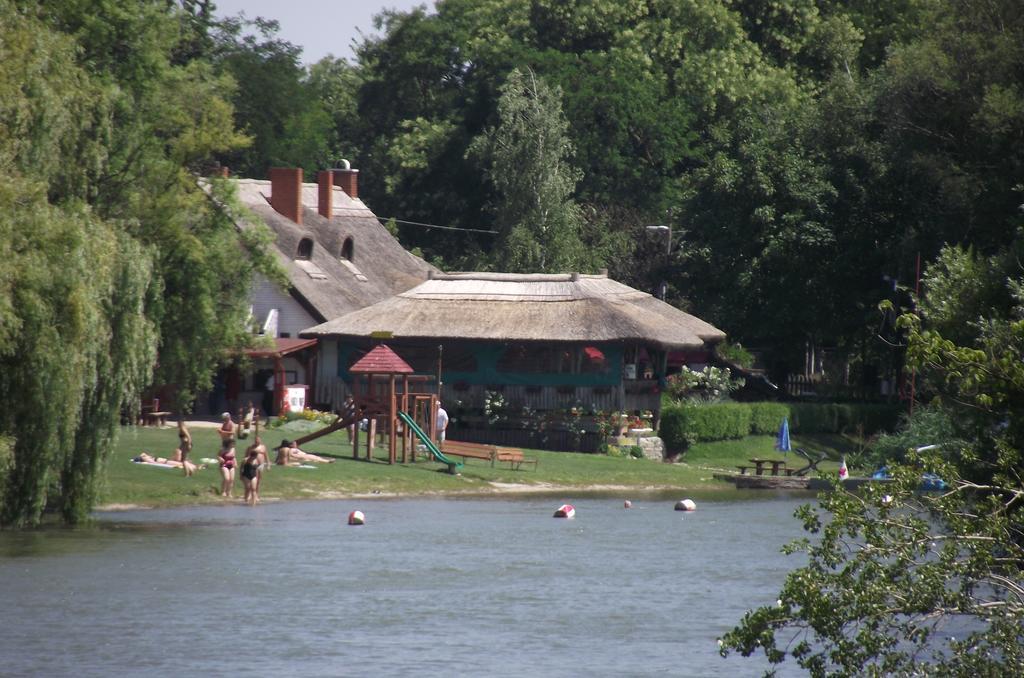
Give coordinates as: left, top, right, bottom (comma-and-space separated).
347, 510, 365, 525
674, 499, 697, 512
553, 504, 575, 519
838, 457, 849, 481
623, 500, 632, 509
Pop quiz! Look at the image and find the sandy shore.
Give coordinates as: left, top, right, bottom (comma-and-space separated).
93, 480, 689, 512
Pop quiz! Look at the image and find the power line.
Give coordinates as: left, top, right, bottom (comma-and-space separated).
378, 217, 497, 235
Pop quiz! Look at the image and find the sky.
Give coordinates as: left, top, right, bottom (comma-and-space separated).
213, 0, 435, 64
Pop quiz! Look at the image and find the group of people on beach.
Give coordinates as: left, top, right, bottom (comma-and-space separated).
216, 411, 333, 505
138, 405, 334, 507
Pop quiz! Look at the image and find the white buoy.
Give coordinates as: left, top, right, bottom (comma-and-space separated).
674, 499, 697, 511
553, 504, 575, 518
347, 510, 365, 525
623, 500, 632, 509
838, 456, 849, 480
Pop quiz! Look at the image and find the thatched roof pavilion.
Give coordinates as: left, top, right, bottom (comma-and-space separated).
301, 271, 725, 349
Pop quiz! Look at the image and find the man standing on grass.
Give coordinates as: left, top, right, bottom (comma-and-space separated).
436, 402, 449, 443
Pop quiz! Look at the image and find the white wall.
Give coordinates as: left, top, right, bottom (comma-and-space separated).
250, 275, 318, 338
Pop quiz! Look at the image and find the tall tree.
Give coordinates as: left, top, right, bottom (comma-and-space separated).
470, 68, 587, 272
212, 15, 334, 177
0, 0, 270, 526
721, 234, 1024, 674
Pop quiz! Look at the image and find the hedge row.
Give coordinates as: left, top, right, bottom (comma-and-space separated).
660, 401, 902, 453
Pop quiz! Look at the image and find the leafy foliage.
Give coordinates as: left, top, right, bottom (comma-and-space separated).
721, 467, 1024, 675
469, 68, 588, 272
0, 0, 269, 526
665, 366, 745, 403
722, 229, 1024, 674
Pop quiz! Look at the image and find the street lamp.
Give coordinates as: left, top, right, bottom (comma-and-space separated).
645, 224, 672, 255
645, 224, 672, 299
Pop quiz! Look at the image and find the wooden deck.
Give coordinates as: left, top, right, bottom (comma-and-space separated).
713, 473, 811, 490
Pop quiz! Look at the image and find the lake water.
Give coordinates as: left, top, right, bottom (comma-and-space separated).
0, 492, 813, 677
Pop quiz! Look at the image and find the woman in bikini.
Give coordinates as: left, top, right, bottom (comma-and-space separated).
240, 446, 262, 506
133, 452, 202, 474
218, 412, 237, 497
275, 440, 334, 465
177, 420, 194, 476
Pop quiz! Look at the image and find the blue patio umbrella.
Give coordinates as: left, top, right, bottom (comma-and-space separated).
775, 417, 791, 455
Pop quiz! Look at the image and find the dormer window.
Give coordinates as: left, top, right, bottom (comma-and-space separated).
297, 237, 314, 260
340, 236, 354, 261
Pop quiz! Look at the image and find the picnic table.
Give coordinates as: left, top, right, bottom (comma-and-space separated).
737, 458, 788, 476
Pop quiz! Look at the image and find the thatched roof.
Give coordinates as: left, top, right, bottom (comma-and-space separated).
233, 179, 435, 321
301, 272, 726, 349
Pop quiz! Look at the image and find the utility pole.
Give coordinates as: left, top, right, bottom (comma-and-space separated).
645, 216, 672, 300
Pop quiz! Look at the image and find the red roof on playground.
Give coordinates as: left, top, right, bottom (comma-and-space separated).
349, 344, 414, 374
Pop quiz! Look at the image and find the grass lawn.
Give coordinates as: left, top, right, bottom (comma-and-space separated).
101, 424, 857, 509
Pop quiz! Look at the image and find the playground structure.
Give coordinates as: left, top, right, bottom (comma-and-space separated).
289, 344, 462, 471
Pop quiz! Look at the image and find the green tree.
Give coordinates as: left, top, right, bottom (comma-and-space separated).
469, 68, 587, 272
0, 0, 270, 526
212, 15, 334, 177
721, 236, 1024, 674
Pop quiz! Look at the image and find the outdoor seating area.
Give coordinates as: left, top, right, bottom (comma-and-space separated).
737, 458, 789, 476
138, 401, 171, 427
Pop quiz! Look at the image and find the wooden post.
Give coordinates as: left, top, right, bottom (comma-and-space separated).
389, 374, 397, 464
429, 394, 438, 442
401, 375, 410, 463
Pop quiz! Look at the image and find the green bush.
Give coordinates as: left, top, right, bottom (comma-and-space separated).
749, 402, 790, 434
660, 402, 750, 451
715, 341, 755, 369
660, 401, 900, 450
866, 405, 965, 468
789, 403, 901, 435
659, 406, 697, 455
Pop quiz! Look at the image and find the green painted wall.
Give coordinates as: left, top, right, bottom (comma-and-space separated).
336, 341, 624, 386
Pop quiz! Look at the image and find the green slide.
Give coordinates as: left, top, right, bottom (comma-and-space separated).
397, 411, 462, 473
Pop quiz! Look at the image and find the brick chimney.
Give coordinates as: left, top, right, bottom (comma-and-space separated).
317, 170, 334, 218
332, 159, 359, 199
269, 167, 303, 225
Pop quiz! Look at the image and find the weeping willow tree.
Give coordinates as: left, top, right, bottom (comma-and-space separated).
0, 0, 270, 526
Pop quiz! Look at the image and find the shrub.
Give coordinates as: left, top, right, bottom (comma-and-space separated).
866, 405, 966, 469
789, 403, 902, 435
665, 366, 745, 403
660, 402, 750, 451
659, 406, 697, 455
715, 341, 755, 369
626, 445, 645, 459
749, 402, 790, 435
660, 401, 901, 452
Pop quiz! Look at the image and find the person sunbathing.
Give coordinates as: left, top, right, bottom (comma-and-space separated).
275, 440, 334, 465
133, 452, 203, 473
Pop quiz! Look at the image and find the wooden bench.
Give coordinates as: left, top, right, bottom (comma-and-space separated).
495, 447, 538, 471
440, 440, 496, 464
441, 441, 537, 470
